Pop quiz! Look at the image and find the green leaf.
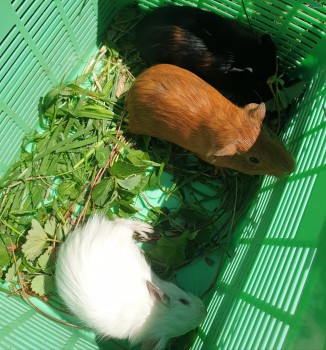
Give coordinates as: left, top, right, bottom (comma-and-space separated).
62, 222, 73, 238
52, 199, 66, 224
110, 160, 146, 178
57, 179, 78, 200
118, 199, 139, 215
37, 251, 55, 272
265, 98, 277, 111
55, 225, 63, 241
147, 231, 191, 268
42, 84, 68, 111
125, 150, 147, 165
16, 167, 32, 181
44, 218, 56, 238
284, 81, 307, 100
0, 233, 12, 271
10, 183, 25, 211
266, 80, 307, 112
30, 274, 55, 296
277, 78, 285, 87
34, 125, 91, 160
21, 219, 48, 261
96, 148, 111, 168
125, 149, 160, 167
5, 258, 21, 283
117, 174, 143, 191
73, 105, 115, 120
55, 136, 98, 153
31, 186, 46, 208
278, 90, 289, 109
92, 178, 115, 206
102, 80, 114, 95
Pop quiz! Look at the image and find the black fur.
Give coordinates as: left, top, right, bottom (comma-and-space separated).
135, 5, 277, 106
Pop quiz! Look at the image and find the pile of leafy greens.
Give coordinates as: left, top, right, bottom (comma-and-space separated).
0, 6, 260, 301
0, 46, 257, 295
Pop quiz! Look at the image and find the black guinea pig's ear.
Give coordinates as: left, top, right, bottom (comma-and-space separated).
244, 102, 266, 123
146, 280, 171, 306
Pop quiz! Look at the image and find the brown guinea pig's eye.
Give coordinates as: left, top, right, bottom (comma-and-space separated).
179, 298, 190, 306
250, 157, 260, 164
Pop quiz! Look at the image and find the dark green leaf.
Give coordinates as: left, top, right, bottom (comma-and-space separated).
147, 231, 191, 268
284, 81, 307, 100
278, 90, 289, 109
92, 178, 115, 206
118, 199, 139, 215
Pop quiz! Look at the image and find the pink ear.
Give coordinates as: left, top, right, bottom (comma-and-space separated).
146, 280, 170, 306
244, 102, 266, 122
214, 143, 238, 157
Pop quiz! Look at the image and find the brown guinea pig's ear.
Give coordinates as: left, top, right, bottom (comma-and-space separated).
244, 102, 266, 123
213, 143, 238, 157
146, 280, 170, 306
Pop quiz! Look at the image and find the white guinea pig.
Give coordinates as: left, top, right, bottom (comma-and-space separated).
55, 215, 206, 350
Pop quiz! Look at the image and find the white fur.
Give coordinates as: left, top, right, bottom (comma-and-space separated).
55, 215, 206, 349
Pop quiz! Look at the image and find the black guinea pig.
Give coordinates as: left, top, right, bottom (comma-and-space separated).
135, 5, 277, 106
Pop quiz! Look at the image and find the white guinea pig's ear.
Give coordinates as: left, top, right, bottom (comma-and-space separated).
146, 281, 170, 306
244, 102, 266, 123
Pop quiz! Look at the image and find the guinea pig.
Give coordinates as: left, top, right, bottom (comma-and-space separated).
55, 215, 206, 350
127, 64, 295, 177
135, 5, 277, 106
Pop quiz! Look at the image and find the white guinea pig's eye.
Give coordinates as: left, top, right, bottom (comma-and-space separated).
179, 298, 190, 306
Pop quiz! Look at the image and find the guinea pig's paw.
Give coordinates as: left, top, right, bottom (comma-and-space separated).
132, 221, 154, 239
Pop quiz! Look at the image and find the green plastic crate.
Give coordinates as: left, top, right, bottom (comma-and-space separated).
0, 0, 325, 349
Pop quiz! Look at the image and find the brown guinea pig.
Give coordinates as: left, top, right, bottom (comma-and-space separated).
127, 64, 295, 177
